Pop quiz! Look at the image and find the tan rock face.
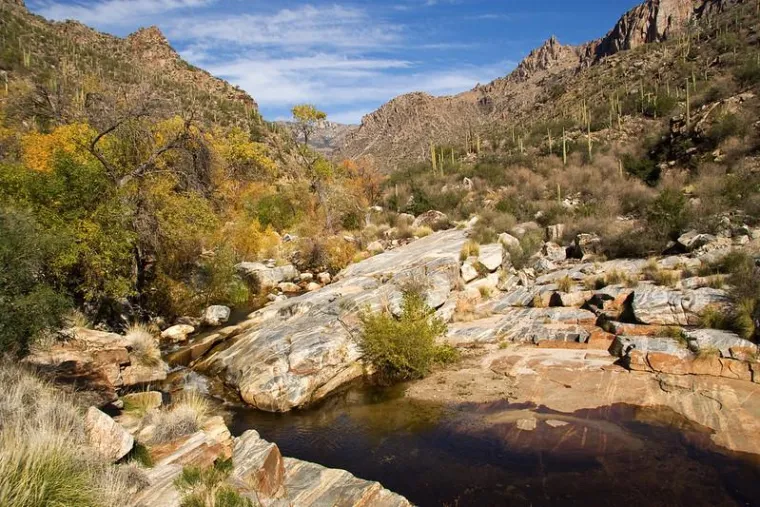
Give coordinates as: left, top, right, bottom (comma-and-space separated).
232, 430, 286, 498
85, 406, 134, 462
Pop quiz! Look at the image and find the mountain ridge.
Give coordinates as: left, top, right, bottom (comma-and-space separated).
337, 0, 737, 168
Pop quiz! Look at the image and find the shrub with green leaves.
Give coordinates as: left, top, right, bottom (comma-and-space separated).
175, 459, 253, 507
359, 292, 455, 381
0, 207, 70, 355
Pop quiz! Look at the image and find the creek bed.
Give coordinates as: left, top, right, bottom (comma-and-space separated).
226, 383, 760, 507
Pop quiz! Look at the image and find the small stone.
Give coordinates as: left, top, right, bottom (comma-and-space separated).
202, 305, 231, 327
516, 418, 537, 431
317, 272, 332, 285
299, 273, 314, 283
367, 241, 385, 253
160, 324, 195, 343
306, 282, 321, 292
461, 261, 479, 283
278, 282, 301, 293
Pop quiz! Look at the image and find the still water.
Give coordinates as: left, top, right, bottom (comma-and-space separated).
225, 383, 760, 507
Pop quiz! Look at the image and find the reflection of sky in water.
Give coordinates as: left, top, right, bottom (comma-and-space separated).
225, 385, 760, 507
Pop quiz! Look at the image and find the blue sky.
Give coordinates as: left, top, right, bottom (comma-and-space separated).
27, 0, 641, 124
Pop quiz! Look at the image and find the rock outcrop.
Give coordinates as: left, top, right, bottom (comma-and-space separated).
199, 229, 467, 412
25, 328, 168, 403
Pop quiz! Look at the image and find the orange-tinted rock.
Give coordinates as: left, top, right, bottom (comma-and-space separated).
646, 352, 694, 375
232, 430, 285, 498
587, 330, 616, 350
691, 354, 723, 377
720, 359, 753, 382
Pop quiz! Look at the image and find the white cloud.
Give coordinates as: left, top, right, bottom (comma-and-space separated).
169, 5, 402, 50
205, 52, 514, 112
30, 0, 214, 28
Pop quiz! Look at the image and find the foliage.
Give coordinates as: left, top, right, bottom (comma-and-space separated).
175, 459, 252, 507
359, 292, 454, 381
0, 207, 70, 355
622, 153, 660, 186
646, 188, 691, 240
460, 240, 480, 261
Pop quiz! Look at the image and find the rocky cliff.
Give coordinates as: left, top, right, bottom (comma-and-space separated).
338, 0, 738, 169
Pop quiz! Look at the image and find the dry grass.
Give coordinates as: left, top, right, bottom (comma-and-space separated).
146, 391, 211, 445
125, 324, 161, 367
414, 226, 434, 238
557, 275, 573, 293
460, 240, 480, 262
452, 296, 491, 323
0, 363, 134, 507
641, 259, 679, 288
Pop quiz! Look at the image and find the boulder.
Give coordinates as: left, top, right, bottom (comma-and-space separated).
568, 233, 602, 259
685, 329, 759, 358
677, 230, 717, 252
412, 210, 449, 230
232, 430, 285, 498
278, 282, 301, 294
542, 242, 567, 262
299, 273, 314, 283
498, 233, 521, 251
317, 272, 332, 285
202, 305, 231, 327
478, 244, 503, 272
85, 406, 134, 462
305, 282, 322, 292
397, 213, 416, 226
160, 325, 195, 343
630, 286, 729, 326
461, 260, 479, 283
121, 363, 168, 386
546, 224, 566, 242
237, 263, 300, 291
367, 241, 385, 253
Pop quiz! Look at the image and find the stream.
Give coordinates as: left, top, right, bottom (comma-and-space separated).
164, 365, 760, 507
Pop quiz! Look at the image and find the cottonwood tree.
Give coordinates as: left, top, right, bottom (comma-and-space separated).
290, 104, 335, 231
83, 89, 214, 311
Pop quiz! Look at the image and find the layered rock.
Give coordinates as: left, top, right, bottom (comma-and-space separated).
24, 328, 168, 403
199, 229, 467, 412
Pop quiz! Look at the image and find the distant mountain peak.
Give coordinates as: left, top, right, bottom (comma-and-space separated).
510, 35, 580, 81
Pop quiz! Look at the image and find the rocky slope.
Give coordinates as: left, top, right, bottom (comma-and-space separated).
0, 0, 257, 127
338, 0, 741, 169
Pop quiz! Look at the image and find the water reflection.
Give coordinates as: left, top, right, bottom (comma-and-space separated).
227, 384, 760, 507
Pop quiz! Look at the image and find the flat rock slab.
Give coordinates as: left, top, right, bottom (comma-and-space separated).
445, 307, 598, 347
685, 329, 759, 358
201, 229, 468, 412
631, 286, 729, 326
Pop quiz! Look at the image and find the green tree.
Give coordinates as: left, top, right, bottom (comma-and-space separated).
0, 207, 70, 355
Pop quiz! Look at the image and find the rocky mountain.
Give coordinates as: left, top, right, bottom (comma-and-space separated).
338, 0, 741, 169
0, 0, 257, 128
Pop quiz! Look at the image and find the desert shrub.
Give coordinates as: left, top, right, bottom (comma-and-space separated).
359, 292, 455, 381
507, 229, 544, 270
724, 257, 760, 340
621, 154, 660, 186
642, 94, 679, 119
300, 236, 357, 274
641, 259, 679, 287
147, 391, 210, 445
414, 226, 433, 238
175, 459, 252, 507
125, 324, 162, 367
699, 305, 730, 331
253, 193, 298, 232
705, 112, 749, 148
646, 188, 691, 240
734, 57, 760, 88
471, 210, 517, 244
602, 226, 666, 259
460, 240, 480, 261
557, 275, 573, 293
